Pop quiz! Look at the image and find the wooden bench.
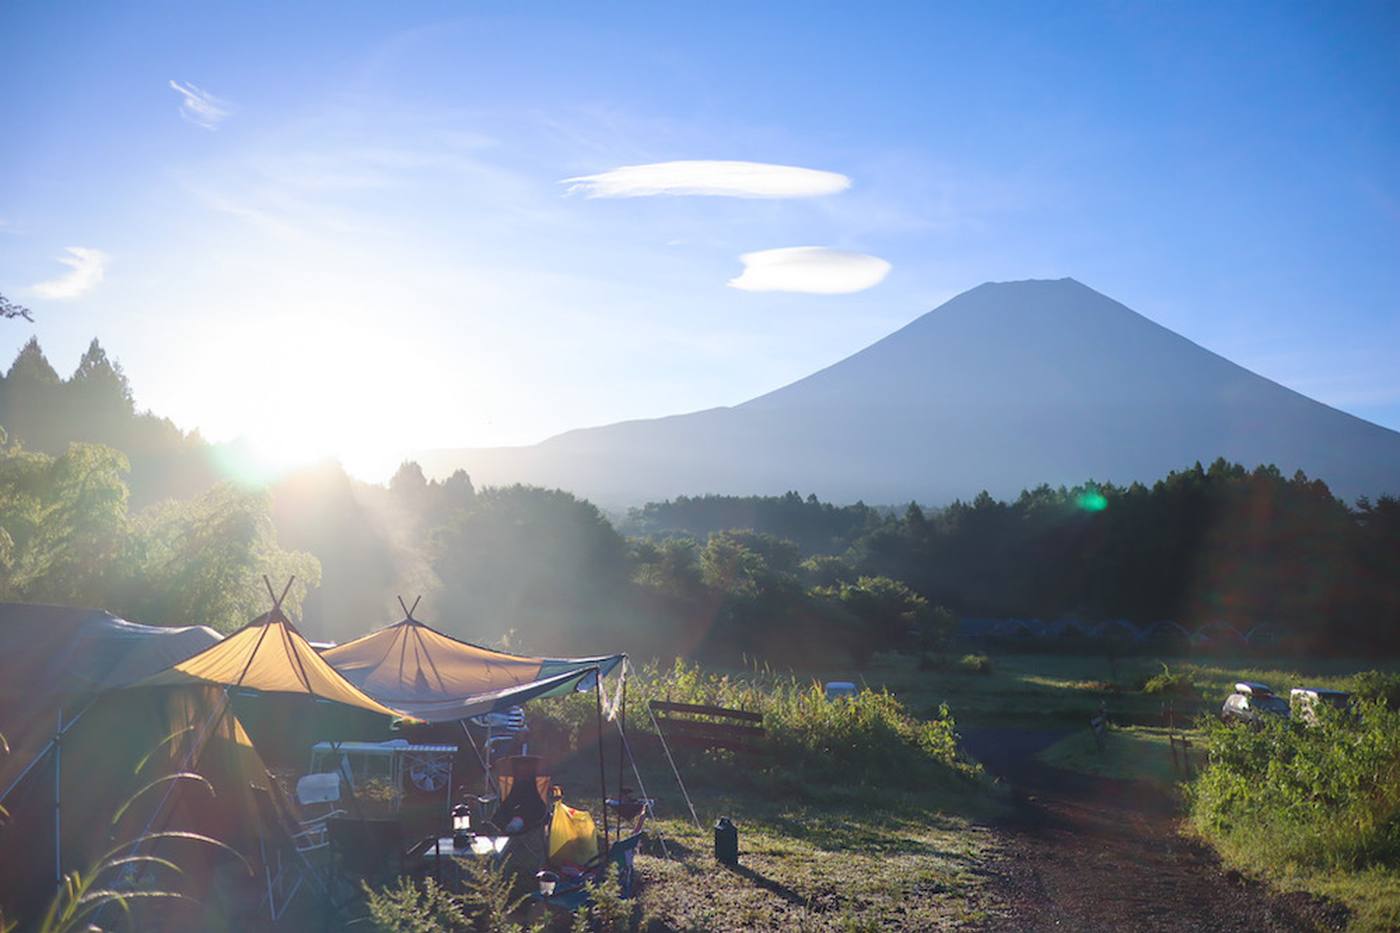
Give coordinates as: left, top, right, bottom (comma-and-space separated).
648, 700, 766, 754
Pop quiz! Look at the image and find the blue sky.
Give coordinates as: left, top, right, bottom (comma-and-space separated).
2, 1, 1397, 479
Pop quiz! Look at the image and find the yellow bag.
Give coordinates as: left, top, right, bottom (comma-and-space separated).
548, 802, 600, 868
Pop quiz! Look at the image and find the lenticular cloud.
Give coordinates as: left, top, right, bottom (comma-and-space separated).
562, 160, 850, 199
728, 247, 891, 294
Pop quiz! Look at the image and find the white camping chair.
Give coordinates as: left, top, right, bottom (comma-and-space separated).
260, 773, 346, 921
473, 705, 529, 763
293, 772, 347, 852
466, 706, 529, 805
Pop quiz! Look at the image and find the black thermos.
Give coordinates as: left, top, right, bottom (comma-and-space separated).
714, 817, 738, 865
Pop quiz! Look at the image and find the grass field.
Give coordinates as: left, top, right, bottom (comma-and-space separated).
1034, 724, 1195, 788
531, 651, 1398, 930
854, 651, 1400, 729
530, 745, 1006, 933
849, 650, 1399, 931
627, 786, 1003, 931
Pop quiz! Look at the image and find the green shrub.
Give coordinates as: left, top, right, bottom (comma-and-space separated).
1190, 700, 1400, 872
1351, 670, 1400, 709
1141, 664, 1195, 697
533, 659, 978, 793
364, 876, 467, 932
958, 653, 992, 675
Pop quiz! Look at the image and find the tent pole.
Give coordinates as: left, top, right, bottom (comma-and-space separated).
613, 713, 668, 859
615, 659, 627, 805
53, 707, 62, 890
594, 668, 608, 848
0, 700, 93, 808
134, 615, 275, 846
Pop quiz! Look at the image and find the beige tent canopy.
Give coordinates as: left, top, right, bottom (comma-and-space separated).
320, 610, 623, 723
139, 601, 415, 763
142, 609, 405, 720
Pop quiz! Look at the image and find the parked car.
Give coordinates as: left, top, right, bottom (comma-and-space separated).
1289, 687, 1352, 725
1221, 681, 1289, 726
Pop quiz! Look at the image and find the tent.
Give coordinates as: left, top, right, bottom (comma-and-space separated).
322, 609, 629, 846
321, 611, 624, 723
0, 605, 281, 926
0, 603, 221, 809
1, 588, 431, 926
139, 603, 414, 765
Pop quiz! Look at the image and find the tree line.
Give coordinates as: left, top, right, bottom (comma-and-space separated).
2, 336, 1397, 659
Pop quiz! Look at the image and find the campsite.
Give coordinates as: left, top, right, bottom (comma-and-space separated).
4, 588, 1399, 929
5, 3, 1400, 930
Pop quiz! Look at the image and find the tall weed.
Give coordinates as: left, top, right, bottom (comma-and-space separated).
533, 659, 977, 793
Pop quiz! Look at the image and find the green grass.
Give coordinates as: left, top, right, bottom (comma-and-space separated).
1202, 835, 1400, 932
606, 774, 1003, 931
1035, 725, 1197, 788
863, 651, 1400, 930
535, 652, 1400, 930
855, 652, 1400, 728
1188, 703, 1400, 931
528, 659, 1002, 929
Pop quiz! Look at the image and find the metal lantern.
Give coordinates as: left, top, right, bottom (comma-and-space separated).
535, 870, 559, 897
451, 804, 471, 849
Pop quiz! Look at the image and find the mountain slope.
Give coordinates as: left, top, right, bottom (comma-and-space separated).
418, 279, 1400, 505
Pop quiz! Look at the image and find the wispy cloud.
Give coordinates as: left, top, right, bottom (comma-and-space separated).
562, 160, 850, 199
30, 247, 110, 299
169, 80, 230, 129
728, 247, 890, 294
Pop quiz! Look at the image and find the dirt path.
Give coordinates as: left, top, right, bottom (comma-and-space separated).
963, 728, 1349, 932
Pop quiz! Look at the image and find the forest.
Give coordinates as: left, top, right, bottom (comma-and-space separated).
3, 336, 1399, 660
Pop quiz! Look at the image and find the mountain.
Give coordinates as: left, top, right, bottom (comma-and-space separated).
418, 278, 1400, 505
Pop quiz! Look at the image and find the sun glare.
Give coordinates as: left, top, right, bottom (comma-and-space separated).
197, 315, 415, 486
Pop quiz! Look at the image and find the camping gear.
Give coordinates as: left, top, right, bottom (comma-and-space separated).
824, 681, 858, 700
714, 817, 739, 866
0, 604, 230, 921
536, 870, 559, 896
139, 600, 411, 764
307, 740, 456, 811
319, 605, 623, 722
328, 817, 405, 890
473, 705, 530, 767
537, 832, 645, 912
0, 604, 220, 811
548, 800, 600, 870
452, 804, 472, 848
294, 773, 347, 849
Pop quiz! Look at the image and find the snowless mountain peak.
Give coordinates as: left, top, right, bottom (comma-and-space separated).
419, 279, 1400, 506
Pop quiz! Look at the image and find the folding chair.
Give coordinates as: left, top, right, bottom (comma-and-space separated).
292, 772, 347, 853
490, 755, 552, 868
255, 780, 340, 922
471, 706, 530, 771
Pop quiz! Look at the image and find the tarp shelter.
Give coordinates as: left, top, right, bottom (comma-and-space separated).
139, 607, 414, 765
321, 615, 624, 723
0, 605, 276, 926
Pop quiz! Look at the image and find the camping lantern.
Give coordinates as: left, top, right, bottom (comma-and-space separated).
535, 870, 559, 897
714, 817, 738, 866
451, 804, 471, 849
